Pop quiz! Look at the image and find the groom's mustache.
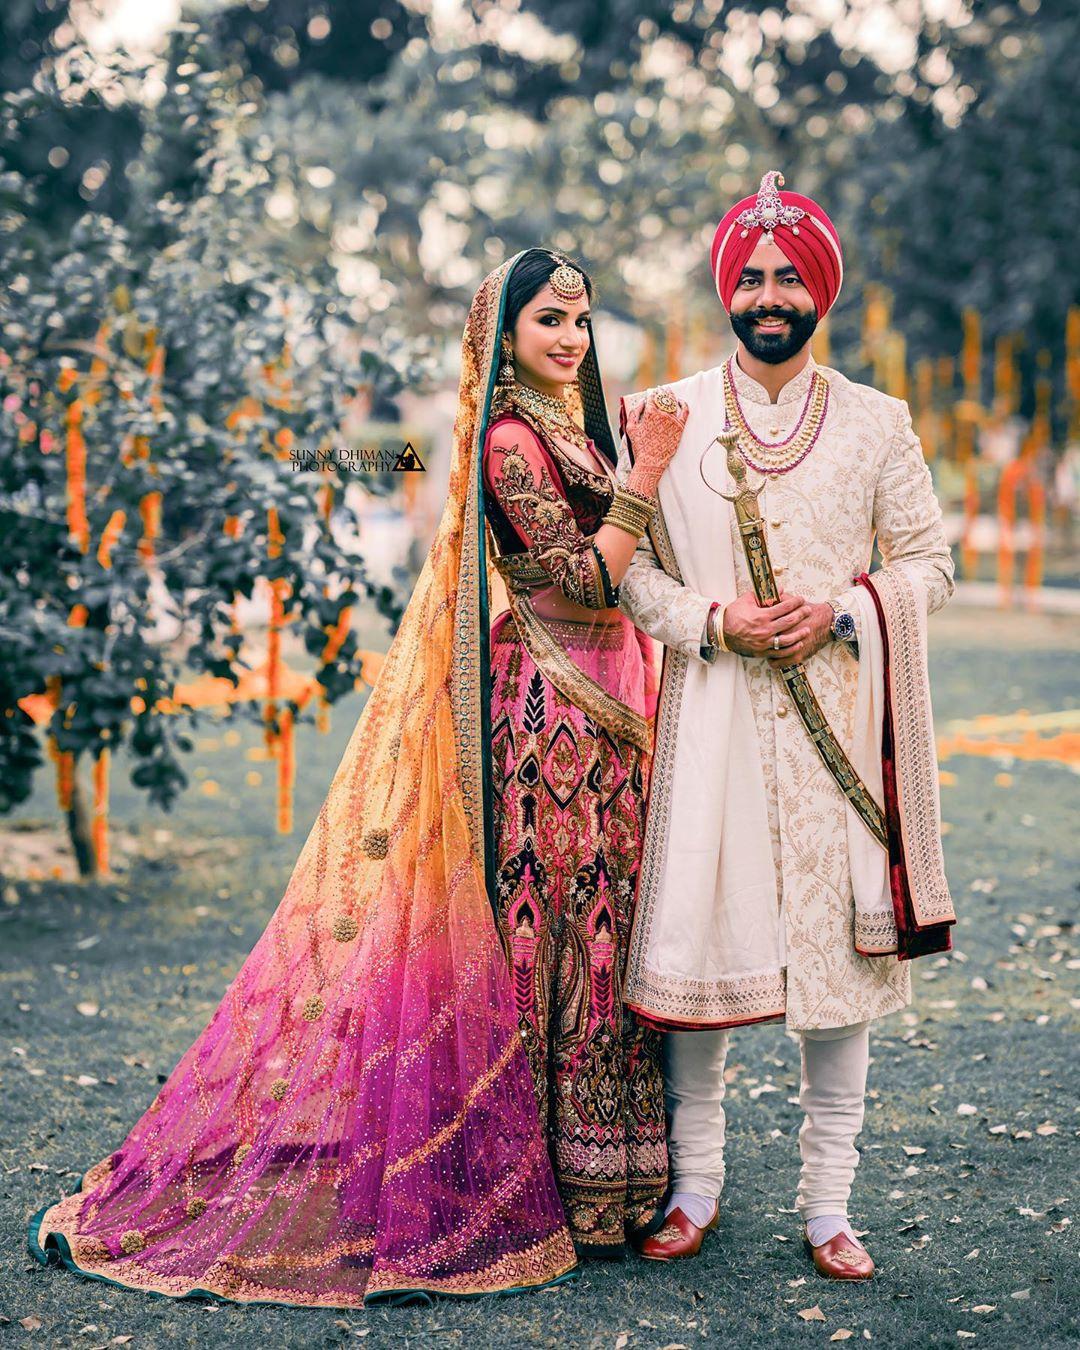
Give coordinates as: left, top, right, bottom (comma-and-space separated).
743, 308, 802, 323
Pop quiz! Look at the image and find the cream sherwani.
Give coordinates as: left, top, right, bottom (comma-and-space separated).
618, 353, 955, 1033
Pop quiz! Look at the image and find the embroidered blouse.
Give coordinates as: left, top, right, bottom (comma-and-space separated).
483, 413, 618, 610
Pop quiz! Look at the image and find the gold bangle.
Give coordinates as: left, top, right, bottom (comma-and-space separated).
711, 602, 729, 653
706, 602, 729, 653
616, 485, 657, 510
604, 507, 653, 538
605, 488, 656, 537
604, 506, 653, 532
615, 486, 658, 507
603, 510, 648, 540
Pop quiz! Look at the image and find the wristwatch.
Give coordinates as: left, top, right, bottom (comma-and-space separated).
828, 599, 856, 643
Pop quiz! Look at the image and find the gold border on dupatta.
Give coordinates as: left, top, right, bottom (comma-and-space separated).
504, 592, 651, 752
867, 569, 956, 927
450, 258, 515, 868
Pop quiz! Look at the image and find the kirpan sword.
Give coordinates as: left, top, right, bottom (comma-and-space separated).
711, 425, 887, 849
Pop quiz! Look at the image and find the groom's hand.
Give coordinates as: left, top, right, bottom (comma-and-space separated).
722, 591, 825, 661
764, 599, 834, 667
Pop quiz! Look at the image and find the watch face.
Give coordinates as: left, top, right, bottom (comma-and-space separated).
832, 610, 856, 641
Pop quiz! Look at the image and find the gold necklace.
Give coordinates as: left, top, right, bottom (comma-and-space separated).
509, 382, 591, 455
721, 358, 830, 475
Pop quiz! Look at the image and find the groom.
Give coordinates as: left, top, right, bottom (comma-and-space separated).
615, 172, 957, 1278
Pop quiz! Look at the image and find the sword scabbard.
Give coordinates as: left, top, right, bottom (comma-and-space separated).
722, 435, 887, 849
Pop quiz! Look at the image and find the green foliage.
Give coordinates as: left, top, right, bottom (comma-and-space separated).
0, 30, 417, 818
839, 9, 1080, 413
247, 0, 1077, 407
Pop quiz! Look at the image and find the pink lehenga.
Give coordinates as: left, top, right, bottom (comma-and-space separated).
27, 257, 627, 1307
482, 390, 666, 1251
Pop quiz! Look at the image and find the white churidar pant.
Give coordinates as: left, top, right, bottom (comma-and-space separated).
663, 1020, 871, 1220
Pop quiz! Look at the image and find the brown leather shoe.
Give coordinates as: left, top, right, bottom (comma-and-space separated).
805, 1230, 875, 1280
637, 1205, 719, 1261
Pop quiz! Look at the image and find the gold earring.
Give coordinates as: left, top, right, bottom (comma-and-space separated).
499, 337, 515, 386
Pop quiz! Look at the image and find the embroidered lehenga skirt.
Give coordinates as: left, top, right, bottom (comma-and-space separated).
488, 610, 667, 1251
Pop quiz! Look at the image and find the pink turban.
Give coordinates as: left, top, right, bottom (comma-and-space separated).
710, 170, 844, 318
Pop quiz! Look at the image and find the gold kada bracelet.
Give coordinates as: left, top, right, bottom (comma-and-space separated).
708, 602, 729, 653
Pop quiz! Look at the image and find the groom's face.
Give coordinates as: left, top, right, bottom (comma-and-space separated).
728, 237, 818, 364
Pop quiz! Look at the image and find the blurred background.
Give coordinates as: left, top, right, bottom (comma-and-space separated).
1, 0, 1077, 869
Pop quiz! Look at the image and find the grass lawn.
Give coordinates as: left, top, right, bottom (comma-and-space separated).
2, 606, 1077, 1349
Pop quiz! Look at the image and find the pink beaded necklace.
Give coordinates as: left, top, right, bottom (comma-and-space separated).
722, 356, 830, 476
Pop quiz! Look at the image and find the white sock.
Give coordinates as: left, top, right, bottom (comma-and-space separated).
805, 1214, 863, 1248
665, 1191, 717, 1229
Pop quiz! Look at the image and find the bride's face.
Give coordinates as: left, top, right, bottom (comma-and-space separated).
509, 282, 591, 395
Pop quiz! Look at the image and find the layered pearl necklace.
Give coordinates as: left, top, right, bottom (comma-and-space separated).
721, 356, 830, 476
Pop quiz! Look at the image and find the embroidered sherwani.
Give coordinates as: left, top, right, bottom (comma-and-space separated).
617, 354, 955, 1032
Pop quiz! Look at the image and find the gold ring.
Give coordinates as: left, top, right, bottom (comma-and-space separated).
653, 388, 678, 414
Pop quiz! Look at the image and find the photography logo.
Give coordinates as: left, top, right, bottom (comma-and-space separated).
393, 443, 425, 472
291, 441, 426, 473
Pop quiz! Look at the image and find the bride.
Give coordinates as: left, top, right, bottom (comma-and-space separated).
30, 249, 686, 1305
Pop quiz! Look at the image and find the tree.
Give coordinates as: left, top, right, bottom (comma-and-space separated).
833, 6, 1080, 416
0, 30, 419, 873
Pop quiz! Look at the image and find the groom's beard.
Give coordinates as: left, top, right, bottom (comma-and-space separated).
729, 306, 819, 364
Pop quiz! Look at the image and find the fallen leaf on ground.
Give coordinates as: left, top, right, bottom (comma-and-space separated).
76, 1001, 99, 1017
798, 1306, 827, 1322
830, 1332, 855, 1342
902, 1145, 926, 1156
1010, 1289, 1031, 1300
956, 1104, 977, 1116
971, 1305, 996, 1314
20, 1317, 42, 1331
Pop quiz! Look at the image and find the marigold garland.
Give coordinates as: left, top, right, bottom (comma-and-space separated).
92, 748, 110, 875
97, 510, 127, 570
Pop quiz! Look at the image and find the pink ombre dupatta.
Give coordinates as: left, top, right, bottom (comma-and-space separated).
29, 258, 577, 1307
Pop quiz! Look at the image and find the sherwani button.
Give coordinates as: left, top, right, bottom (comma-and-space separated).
771, 519, 784, 528
777, 704, 789, 717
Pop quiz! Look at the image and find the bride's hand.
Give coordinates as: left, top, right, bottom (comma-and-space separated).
622, 387, 690, 499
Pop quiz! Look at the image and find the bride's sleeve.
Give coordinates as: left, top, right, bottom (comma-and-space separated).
483, 418, 616, 609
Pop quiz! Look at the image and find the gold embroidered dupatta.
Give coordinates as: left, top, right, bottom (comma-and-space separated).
29, 259, 577, 1307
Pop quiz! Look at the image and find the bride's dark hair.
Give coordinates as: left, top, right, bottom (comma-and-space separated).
503, 249, 593, 332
